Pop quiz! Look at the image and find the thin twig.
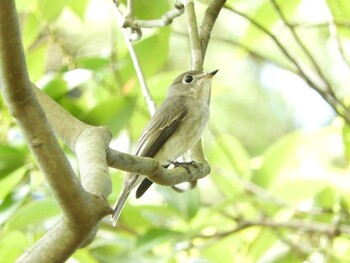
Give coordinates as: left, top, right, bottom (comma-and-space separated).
198, 218, 348, 239
270, 0, 350, 123
199, 0, 226, 61
123, 2, 184, 29
122, 29, 156, 115
184, 0, 202, 70
328, 20, 350, 69
225, 5, 350, 123
113, 3, 156, 116
270, 0, 335, 96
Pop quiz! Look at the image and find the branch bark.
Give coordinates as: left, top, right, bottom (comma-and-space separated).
0, 1, 112, 261
184, 0, 226, 175
0, 0, 226, 261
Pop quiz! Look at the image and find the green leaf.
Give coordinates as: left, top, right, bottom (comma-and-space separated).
0, 166, 27, 201
119, 29, 170, 80
0, 187, 28, 225
270, 179, 328, 204
26, 44, 48, 82
249, 229, 278, 261
201, 235, 237, 263
67, 0, 88, 21
0, 231, 28, 263
22, 13, 41, 51
42, 75, 69, 100
208, 134, 251, 178
72, 249, 99, 263
252, 131, 307, 188
326, 0, 350, 38
342, 122, 350, 163
15, 0, 39, 12
38, 0, 67, 22
136, 228, 181, 253
157, 186, 200, 221
76, 57, 110, 71
82, 95, 137, 135
5, 199, 60, 231
0, 145, 27, 179
133, 0, 170, 20
242, 0, 301, 45
326, 0, 350, 21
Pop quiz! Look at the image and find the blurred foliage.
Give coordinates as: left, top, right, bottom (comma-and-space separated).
1, 0, 350, 262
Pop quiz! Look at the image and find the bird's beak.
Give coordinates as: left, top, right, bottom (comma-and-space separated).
204, 69, 219, 79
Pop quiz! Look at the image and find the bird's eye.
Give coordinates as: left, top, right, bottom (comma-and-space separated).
184, 75, 193, 84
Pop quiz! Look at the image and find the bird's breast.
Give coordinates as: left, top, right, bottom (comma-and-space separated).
154, 100, 209, 162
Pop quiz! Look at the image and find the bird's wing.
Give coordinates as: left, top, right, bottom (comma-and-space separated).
136, 98, 188, 157
135, 98, 189, 198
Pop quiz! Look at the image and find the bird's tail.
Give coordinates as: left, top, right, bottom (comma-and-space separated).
111, 189, 130, 226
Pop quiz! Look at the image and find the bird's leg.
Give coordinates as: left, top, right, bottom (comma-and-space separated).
171, 160, 200, 172
168, 161, 199, 192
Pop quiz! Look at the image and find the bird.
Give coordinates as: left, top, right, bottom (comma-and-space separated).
111, 69, 218, 226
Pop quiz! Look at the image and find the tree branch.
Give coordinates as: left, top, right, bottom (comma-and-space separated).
123, 1, 184, 29
0, 1, 112, 261
199, 218, 348, 239
199, 0, 226, 62
113, 0, 184, 41
114, 2, 156, 115
183, 0, 226, 175
225, 5, 350, 123
107, 148, 210, 185
0, 0, 87, 222
185, 0, 203, 70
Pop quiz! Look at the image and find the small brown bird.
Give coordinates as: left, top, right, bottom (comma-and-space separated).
111, 69, 218, 226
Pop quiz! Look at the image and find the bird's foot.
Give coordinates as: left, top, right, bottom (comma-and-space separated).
171, 161, 199, 174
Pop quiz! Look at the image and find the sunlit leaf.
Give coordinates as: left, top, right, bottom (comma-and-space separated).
156, 186, 200, 221
5, 199, 60, 231
249, 229, 278, 261
0, 145, 27, 179
0, 166, 27, 201
67, 0, 88, 21
26, 44, 48, 82
270, 179, 328, 204
0, 231, 27, 263
252, 131, 307, 188
242, 0, 301, 44
342, 122, 350, 163
22, 13, 41, 51
82, 95, 137, 135
76, 57, 110, 71
42, 75, 69, 100
38, 0, 67, 22
136, 228, 180, 253
208, 134, 251, 178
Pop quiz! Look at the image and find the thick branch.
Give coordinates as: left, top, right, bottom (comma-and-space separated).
0, 0, 88, 221
107, 148, 210, 185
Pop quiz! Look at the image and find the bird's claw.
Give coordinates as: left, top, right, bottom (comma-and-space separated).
171, 161, 199, 173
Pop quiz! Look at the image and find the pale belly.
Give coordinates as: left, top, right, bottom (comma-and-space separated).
154, 101, 209, 163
